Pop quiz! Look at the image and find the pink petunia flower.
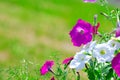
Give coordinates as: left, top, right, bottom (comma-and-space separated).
115, 22, 120, 37
69, 19, 93, 47
112, 53, 120, 77
84, 0, 97, 3
62, 57, 73, 64
92, 23, 100, 35
51, 76, 55, 80
114, 65, 120, 77
40, 60, 54, 75
116, 27, 120, 37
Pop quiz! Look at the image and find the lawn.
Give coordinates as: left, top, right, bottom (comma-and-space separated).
0, 0, 115, 80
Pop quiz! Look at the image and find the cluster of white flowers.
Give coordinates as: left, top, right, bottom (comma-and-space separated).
69, 37, 120, 71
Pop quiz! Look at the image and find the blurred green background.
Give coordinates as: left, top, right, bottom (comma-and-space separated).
0, 0, 115, 79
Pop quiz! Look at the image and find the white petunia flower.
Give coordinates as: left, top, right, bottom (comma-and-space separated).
81, 41, 96, 54
93, 43, 115, 63
107, 39, 120, 50
69, 50, 91, 71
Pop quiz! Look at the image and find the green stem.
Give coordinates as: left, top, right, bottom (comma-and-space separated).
116, 9, 120, 28
101, 0, 116, 27
76, 72, 80, 80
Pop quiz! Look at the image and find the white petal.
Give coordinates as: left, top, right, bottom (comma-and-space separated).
84, 56, 91, 63
74, 50, 86, 60
69, 60, 80, 68
81, 41, 96, 54
107, 39, 120, 50
89, 41, 96, 50
75, 62, 85, 71
93, 43, 115, 63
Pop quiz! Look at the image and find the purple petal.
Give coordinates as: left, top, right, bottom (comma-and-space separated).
114, 65, 120, 77
112, 53, 120, 77
92, 23, 100, 34
112, 53, 120, 69
51, 76, 55, 80
84, 0, 97, 3
116, 27, 120, 37
69, 19, 93, 47
62, 57, 73, 64
40, 60, 54, 75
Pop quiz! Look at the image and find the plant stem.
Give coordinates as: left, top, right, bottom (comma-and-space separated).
101, 0, 116, 27
76, 72, 80, 80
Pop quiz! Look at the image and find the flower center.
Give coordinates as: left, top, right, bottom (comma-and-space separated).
100, 50, 106, 55
80, 30, 84, 34
80, 56, 84, 61
112, 43, 115, 47
77, 27, 84, 34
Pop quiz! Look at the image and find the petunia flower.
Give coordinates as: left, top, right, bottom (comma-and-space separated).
112, 53, 120, 77
116, 23, 120, 37
93, 43, 115, 63
81, 41, 96, 54
107, 39, 120, 50
84, 0, 97, 3
69, 50, 91, 71
92, 23, 100, 35
113, 66, 120, 77
51, 76, 55, 80
40, 60, 54, 75
115, 15, 120, 37
69, 19, 93, 47
62, 57, 73, 64
116, 28, 120, 37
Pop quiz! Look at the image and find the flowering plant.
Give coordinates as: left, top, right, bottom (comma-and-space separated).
40, 0, 120, 80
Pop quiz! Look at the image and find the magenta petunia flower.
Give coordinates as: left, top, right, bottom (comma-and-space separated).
116, 27, 120, 37
51, 76, 55, 80
40, 60, 54, 75
62, 57, 73, 64
69, 19, 93, 47
92, 23, 100, 35
115, 23, 120, 37
84, 0, 97, 3
112, 53, 120, 77
114, 65, 120, 77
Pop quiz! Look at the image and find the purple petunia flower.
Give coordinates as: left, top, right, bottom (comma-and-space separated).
112, 53, 120, 77
69, 19, 93, 47
116, 27, 120, 37
51, 76, 55, 80
40, 60, 54, 75
115, 22, 120, 37
114, 65, 120, 77
92, 23, 100, 35
62, 57, 73, 64
84, 0, 97, 3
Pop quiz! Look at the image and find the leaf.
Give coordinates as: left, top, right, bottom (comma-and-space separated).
101, 64, 111, 75
62, 71, 67, 80
72, 69, 75, 75
56, 67, 63, 76
64, 64, 68, 70
106, 68, 113, 80
87, 69, 95, 80
94, 70, 101, 79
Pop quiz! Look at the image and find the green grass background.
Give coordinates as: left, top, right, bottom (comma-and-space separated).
0, 0, 115, 79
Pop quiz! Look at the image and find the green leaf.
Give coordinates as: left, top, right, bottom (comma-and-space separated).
56, 67, 63, 76
87, 69, 95, 80
64, 64, 68, 70
72, 69, 75, 75
106, 68, 113, 80
101, 64, 111, 75
94, 70, 101, 79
